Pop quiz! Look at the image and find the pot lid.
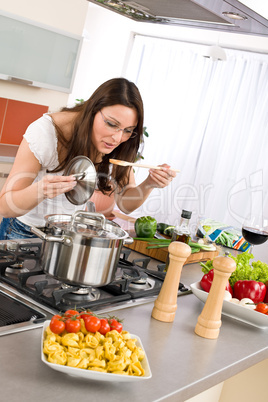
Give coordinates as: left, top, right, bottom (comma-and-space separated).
44, 212, 129, 239
64, 156, 97, 205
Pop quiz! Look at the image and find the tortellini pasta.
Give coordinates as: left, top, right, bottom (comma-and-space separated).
43, 326, 145, 376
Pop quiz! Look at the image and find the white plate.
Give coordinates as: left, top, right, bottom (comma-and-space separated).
41, 321, 152, 382
190, 282, 268, 329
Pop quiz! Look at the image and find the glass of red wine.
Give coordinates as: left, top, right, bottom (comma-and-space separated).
242, 216, 268, 250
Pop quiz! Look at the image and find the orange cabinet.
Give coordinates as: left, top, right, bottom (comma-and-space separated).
0, 98, 49, 146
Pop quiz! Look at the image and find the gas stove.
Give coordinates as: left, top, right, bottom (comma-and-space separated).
0, 238, 190, 336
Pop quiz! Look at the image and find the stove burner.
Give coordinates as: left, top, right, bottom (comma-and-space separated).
120, 267, 152, 290
5, 264, 29, 275
60, 283, 101, 305
128, 277, 154, 290
61, 283, 91, 295
122, 268, 140, 280
122, 268, 148, 284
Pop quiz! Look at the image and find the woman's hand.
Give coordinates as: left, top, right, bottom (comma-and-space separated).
146, 164, 176, 188
38, 174, 77, 199
115, 164, 177, 214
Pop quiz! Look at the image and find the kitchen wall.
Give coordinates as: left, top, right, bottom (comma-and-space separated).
0, 0, 88, 112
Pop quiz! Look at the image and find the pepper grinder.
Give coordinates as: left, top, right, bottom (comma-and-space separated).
152, 241, 191, 322
194, 256, 236, 339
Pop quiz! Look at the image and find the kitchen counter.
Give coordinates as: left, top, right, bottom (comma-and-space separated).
1, 245, 268, 402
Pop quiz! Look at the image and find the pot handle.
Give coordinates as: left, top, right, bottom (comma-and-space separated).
124, 237, 134, 245
70, 210, 106, 229
31, 226, 73, 246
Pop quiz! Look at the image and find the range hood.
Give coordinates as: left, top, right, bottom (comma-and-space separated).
87, 0, 268, 36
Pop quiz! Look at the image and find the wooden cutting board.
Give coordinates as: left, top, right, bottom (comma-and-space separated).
124, 239, 219, 265
112, 210, 219, 265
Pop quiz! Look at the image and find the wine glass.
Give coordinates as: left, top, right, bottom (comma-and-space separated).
242, 215, 268, 251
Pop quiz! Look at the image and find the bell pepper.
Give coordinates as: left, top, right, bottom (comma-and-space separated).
233, 280, 266, 303
200, 269, 233, 295
264, 282, 268, 303
135, 216, 157, 238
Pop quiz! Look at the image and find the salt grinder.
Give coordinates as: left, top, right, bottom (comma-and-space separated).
152, 241, 191, 322
195, 256, 236, 339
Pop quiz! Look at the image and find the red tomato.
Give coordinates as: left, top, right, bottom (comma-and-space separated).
65, 318, 81, 333
80, 311, 93, 321
84, 315, 101, 333
99, 318, 110, 335
109, 319, 123, 333
51, 314, 62, 322
255, 302, 268, 314
50, 315, 65, 334
64, 309, 79, 318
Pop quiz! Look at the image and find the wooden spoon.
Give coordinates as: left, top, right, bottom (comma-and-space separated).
109, 159, 180, 173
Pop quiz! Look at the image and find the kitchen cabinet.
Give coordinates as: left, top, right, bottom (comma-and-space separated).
0, 97, 48, 145
0, 11, 82, 93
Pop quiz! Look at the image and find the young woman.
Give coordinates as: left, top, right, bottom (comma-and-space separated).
0, 78, 176, 239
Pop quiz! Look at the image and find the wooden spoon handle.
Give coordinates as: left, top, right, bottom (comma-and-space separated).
130, 162, 180, 173
109, 159, 180, 173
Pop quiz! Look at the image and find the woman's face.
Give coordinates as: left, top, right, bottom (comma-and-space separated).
91, 105, 138, 154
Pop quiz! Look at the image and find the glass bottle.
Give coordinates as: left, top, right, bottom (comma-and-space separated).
165, 210, 192, 271
171, 210, 192, 244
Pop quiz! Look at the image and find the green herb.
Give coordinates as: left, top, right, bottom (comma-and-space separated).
133, 237, 170, 243
188, 241, 216, 252
200, 260, 214, 274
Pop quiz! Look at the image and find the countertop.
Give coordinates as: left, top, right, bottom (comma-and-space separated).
1, 241, 268, 402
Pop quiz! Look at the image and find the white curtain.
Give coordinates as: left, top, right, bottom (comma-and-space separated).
124, 35, 268, 231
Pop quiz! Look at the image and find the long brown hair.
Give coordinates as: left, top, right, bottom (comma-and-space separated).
52, 78, 144, 193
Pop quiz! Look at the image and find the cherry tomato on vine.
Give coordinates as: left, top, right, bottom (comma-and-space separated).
51, 314, 62, 322
84, 315, 101, 333
99, 318, 110, 335
50, 315, 65, 334
109, 318, 123, 333
255, 302, 268, 314
80, 311, 93, 321
65, 318, 81, 333
64, 309, 80, 318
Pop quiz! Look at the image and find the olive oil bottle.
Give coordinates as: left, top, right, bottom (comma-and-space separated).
165, 210, 192, 271
171, 210, 192, 244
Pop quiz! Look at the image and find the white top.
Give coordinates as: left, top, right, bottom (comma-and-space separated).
18, 114, 86, 228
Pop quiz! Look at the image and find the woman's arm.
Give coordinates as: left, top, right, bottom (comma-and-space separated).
0, 139, 76, 218
115, 164, 176, 214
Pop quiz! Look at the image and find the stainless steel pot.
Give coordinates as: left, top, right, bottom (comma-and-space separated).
31, 211, 133, 287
